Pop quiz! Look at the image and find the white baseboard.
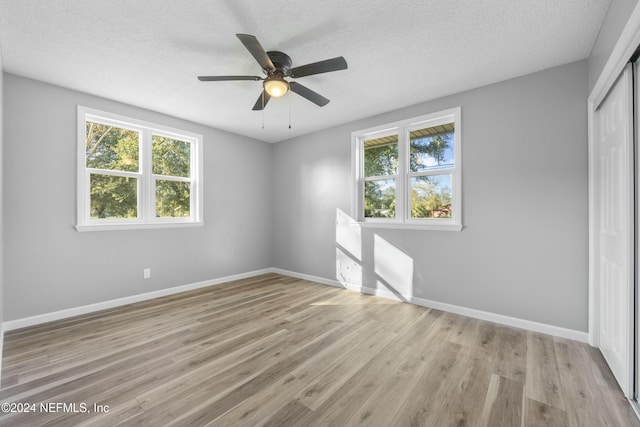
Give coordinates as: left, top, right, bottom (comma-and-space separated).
268, 268, 345, 288
3, 268, 273, 331
3, 267, 588, 343
272, 268, 589, 343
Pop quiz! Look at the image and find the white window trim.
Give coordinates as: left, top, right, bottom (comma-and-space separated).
351, 107, 462, 231
76, 106, 204, 232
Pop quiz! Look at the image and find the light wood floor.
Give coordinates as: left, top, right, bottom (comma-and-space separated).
0, 273, 637, 427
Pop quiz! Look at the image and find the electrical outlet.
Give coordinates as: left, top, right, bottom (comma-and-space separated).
143, 268, 151, 279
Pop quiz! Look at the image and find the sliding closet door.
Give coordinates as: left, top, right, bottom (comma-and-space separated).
596, 63, 634, 397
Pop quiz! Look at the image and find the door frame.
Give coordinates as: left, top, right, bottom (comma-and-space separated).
588, 2, 640, 400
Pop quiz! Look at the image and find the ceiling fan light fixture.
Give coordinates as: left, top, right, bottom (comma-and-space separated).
264, 77, 289, 97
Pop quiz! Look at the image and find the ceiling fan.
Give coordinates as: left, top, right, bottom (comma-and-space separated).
198, 34, 348, 111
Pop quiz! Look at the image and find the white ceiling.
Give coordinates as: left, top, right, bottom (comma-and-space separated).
0, 0, 610, 143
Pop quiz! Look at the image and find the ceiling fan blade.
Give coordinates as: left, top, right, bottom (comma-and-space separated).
252, 90, 272, 111
289, 82, 329, 107
236, 34, 275, 72
198, 75, 262, 81
289, 56, 347, 78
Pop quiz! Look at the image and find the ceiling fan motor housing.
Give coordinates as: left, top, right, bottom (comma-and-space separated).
266, 51, 292, 75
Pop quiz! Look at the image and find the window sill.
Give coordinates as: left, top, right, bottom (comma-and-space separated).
75, 221, 204, 232
356, 221, 463, 231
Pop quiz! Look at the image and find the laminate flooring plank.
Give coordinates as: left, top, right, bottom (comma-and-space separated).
406, 309, 456, 360
19, 317, 197, 386
261, 399, 313, 427
309, 287, 370, 308
525, 331, 566, 411
194, 290, 290, 324
3, 275, 274, 347
288, 319, 386, 386
111, 335, 298, 424
133, 328, 292, 408
445, 314, 482, 348
284, 296, 364, 324
2, 285, 277, 369
295, 328, 397, 410
387, 341, 464, 426
427, 349, 494, 427
162, 320, 370, 427
490, 325, 527, 383
206, 374, 308, 427
393, 308, 444, 351
554, 340, 606, 427
292, 338, 417, 427
596, 383, 640, 427
283, 287, 346, 316
522, 397, 569, 427
477, 374, 523, 427
122, 312, 367, 426
583, 342, 623, 390
0, 328, 187, 399
343, 350, 429, 427
77, 402, 146, 427
374, 300, 428, 334
44, 316, 201, 364
83, 328, 293, 427
9, 316, 199, 384
0, 356, 174, 427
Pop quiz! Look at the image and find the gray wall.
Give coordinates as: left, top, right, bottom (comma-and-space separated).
273, 60, 589, 332
589, 0, 639, 92
3, 73, 274, 321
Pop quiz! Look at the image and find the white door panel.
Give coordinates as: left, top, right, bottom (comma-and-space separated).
596, 63, 634, 397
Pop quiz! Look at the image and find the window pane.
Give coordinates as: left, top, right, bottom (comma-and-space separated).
364, 179, 395, 218
90, 174, 138, 219
410, 123, 454, 172
410, 175, 452, 219
152, 135, 191, 178
364, 135, 398, 177
156, 180, 191, 218
86, 121, 139, 172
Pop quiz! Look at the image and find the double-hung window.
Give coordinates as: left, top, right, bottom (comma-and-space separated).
352, 107, 461, 231
77, 106, 203, 231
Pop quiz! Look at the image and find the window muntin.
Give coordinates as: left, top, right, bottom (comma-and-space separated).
77, 106, 203, 231
353, 107, 461, 230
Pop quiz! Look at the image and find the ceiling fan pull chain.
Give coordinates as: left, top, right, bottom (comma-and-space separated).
289, 95, 292, 129
262, 92, 265, 129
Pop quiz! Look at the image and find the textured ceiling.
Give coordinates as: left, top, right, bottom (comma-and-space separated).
0, 0, 610, 143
